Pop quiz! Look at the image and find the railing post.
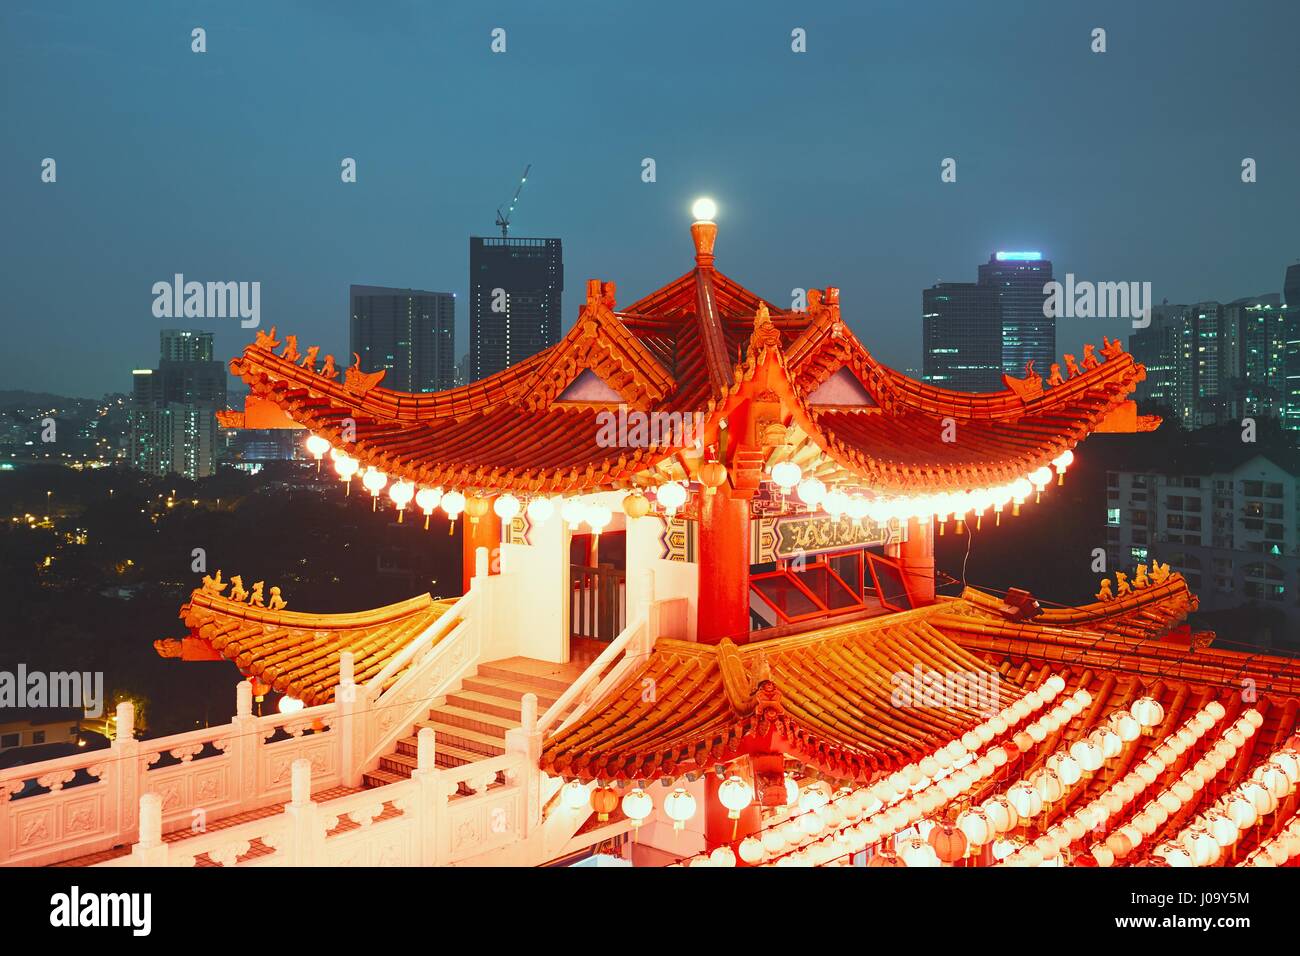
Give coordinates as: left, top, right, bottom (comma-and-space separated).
231, 680, 259, 811
411, 727, 441, 866
129, 792, 169, 865
337, 651, 360, 788
284, 757, 321, 866
505, 693, 543, 837
111, 700, 140, 849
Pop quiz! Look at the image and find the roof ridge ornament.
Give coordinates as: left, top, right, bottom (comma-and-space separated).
690, 197, 718, 269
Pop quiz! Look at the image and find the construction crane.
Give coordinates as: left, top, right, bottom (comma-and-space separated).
494, 164, 531, 239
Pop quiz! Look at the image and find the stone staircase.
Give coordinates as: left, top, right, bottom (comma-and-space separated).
363, 657, 586, 788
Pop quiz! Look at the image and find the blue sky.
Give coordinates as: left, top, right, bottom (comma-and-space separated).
2, 0, 1298, 396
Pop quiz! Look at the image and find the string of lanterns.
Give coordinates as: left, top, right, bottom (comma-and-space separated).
307, 433, 1075, 534
1003, 700, 1228, 867
1161, 720, 1300, 867
673, 674, 1070, 867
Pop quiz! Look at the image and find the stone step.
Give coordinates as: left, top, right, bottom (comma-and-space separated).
476, 661, 579, 695
414, 719, 506, 757
431, 703, 518, 738
460, 675, 563, 706
362, 767, 406, 788
445, 689, 531, 721
393, 736, 492, 768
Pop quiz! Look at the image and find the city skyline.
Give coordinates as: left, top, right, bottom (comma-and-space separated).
4, 1, 1299, 398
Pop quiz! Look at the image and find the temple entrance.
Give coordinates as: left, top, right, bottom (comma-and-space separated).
569, 526, 627, 644
748, 545, 913, 632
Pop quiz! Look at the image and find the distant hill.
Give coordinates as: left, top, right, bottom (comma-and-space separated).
0, 390, 100, 407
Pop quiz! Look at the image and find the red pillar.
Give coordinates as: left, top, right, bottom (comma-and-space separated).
705, 773, 762, 855
461, 509, 502, 594
696, 490, 749, 644
898, 517, 936, 605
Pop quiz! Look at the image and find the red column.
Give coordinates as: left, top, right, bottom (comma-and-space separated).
696, 490, 749, 644
461, 509, 502, 594
898, 517, 936, 605
705, 773, 761, 855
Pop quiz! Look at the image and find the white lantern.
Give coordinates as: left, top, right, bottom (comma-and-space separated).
709, 846, 736, 867
663, 787, 697, 831
771, 461, 802, 494
586, 504, 613, 535
561, 498, 588, 529
277, 695, 304, 714
441, 489, 466, 521
526, 496, 555, 524
738, 836, 765, 864
621, 788, 653, 828
718, 775, 754, 820
796, 477, 826, 507
656, 482, 688, 517
415, 486, 443, 527
493, 493, 521, 522
304, 433, 331, 462
388, 480, 415, 520
561, 780, 591, 811
1132, 696, 1165, 729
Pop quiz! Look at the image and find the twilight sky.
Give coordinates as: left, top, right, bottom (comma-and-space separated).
2, 0, 1298, 398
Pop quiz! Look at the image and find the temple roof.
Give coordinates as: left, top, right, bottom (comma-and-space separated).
539, 572, 1300, 787
160, 586, 456, 706
228, 221, 1155, 498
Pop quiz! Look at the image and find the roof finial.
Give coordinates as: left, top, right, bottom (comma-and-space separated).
690, 196, 717, 269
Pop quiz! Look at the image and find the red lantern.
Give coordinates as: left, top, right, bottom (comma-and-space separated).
591, 786, 619, 822
928, 823, 968, 863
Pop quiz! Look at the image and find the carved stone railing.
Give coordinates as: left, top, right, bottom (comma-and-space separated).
97, 726, 541, 867
0, 682, 339, 868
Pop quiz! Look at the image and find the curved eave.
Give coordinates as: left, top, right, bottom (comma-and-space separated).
177, 589, 453, 706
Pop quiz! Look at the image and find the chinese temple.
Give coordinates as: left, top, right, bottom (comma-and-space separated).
11, 205, 1300, 870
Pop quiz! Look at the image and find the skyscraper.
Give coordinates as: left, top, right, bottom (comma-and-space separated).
1285, 263, 1300, 309
921, 283, 1002, 391
977, 252, 1055, 378
922, 251, 1053, 392
469, 237, 563, 381
129, 330, 227, 478
349, 286, 455, 393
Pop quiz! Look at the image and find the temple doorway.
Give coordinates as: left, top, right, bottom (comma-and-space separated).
569, 519, 627, 646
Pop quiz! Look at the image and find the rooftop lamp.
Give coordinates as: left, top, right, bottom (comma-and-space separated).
361, 468, 388, 510
278, 695, 304, 714
771, 460, 802, 494
691, 197, 717, 222
304, 433, 330, 470
388, 480, 415, 521
415, 487, 442, 529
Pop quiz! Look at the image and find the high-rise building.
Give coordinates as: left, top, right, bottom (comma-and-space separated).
469, 237, 563, 381
1285, 263, 1300, 309
129, 329, 227, 479
1132, 295, 1293, 429
921, 251, 1053, 392
921, 282, 1002, 391
1131, 304, 1195, 424
977, 252, 1055, 378
349, 286, 455, 393
160, 329, 215, 363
